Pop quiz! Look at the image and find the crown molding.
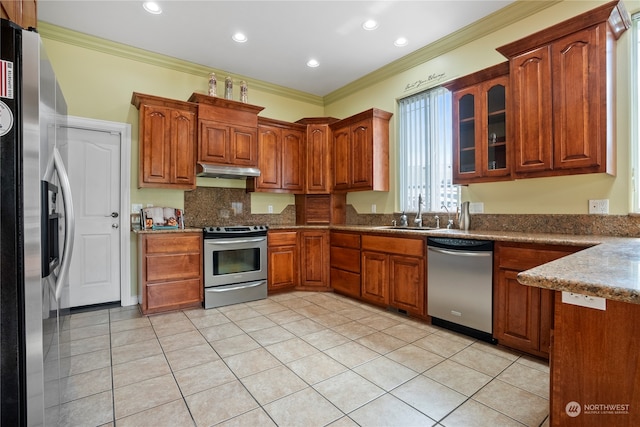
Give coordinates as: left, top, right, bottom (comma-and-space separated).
38, 0, 562, 108
323, 0, 563, 105
36, 21, 325, 106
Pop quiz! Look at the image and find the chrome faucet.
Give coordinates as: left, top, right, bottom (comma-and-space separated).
441, 204, 453, 229
414, 194, 423, 228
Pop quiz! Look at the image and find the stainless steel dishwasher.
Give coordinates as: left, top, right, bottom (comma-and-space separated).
427, 237, 495, 342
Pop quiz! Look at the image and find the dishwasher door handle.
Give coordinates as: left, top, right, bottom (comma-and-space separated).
428, 246, 492, 257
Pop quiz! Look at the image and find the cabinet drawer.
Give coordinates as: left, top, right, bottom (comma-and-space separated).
144, 234, 201, 254
146, 279, 202, 312
330, 268, 360, 298
361, 235, 424, 257
330, 232, 361, 249
330, 246, 360, 273
268, 231, 297, 246
497, 243, 581, 270
145, 253, 201, 282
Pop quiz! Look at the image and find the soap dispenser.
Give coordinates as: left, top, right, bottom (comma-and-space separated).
458, 202, 470, 231
399, 211, 408, 227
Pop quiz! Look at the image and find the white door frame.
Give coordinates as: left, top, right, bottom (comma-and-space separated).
65, 116, 134, 306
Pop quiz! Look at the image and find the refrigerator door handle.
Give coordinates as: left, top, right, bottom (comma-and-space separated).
45, 148, 75, 301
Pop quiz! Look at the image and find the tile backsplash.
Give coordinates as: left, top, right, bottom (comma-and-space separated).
183, 187, 295, 227
184, 187, 640, 237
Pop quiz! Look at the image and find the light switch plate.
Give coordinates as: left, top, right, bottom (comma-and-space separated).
562, 291, 606, 310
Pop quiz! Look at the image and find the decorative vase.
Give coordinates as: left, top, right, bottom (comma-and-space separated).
240, 81, 248, 103
208, 73, 217, 97
224, 76, 233, 100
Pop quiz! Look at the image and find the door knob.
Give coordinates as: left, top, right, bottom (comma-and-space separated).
105, 212, 119, 218
112, 223, 119, 229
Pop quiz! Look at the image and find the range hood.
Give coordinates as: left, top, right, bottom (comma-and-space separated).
196, 163, 261, 179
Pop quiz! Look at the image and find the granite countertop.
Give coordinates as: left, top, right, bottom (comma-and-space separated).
330, 225, 640, 305
516, 239, 640, 305
134, 223, 640, 305
132, 227, 202, 234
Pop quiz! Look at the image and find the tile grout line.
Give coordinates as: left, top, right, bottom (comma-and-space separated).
95, 293, 549, 427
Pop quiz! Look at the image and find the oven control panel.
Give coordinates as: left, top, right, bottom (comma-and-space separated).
203, 225, 268, 238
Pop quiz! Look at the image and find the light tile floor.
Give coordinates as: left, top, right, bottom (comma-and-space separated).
59, 291, 551, 427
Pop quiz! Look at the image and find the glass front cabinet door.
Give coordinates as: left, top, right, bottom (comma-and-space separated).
448, 63, 511, 184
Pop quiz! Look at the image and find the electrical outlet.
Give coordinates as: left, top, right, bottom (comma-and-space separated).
268, 205, 273, 214
469, 202, 484, 214
131, 203, 142, 213
371, 204, 377, 213
588, 199, 609, 214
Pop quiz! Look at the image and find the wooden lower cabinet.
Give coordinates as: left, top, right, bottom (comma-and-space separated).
550, 297, 640, 426
267, 231, 298, 293
494, 242, 584, 358
138, 232, 203, 315
360, 234, 425, 317
299, 230, 330, 291
330, 232, 361, 298
389, 255, 425, 316
361, 251, 389, 305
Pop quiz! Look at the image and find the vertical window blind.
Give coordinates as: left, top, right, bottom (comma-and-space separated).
398, 86, 459, 213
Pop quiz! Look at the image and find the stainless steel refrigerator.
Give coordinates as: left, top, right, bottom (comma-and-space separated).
1, 19, 75, 426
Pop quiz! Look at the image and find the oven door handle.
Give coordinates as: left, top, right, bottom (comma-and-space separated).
206, 280, 266, 292
205, 237, 266, 245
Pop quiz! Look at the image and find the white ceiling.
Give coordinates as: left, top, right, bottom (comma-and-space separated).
38, 0, 516, 96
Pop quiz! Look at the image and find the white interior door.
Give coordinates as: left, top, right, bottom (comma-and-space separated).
66, 127, 121, 307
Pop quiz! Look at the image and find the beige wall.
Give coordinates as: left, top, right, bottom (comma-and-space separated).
325, 0, 640, 216
41, 0, 640, 216
39, 0, 640, 300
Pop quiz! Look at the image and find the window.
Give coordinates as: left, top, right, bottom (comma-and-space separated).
632, 12, 640, 212
398, 86, 459, 213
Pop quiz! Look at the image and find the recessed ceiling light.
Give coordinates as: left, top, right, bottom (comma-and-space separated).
394, 37, 408, 47
142, 1, 162, 14
307, 59, 320, 68
362, 19, 379, 31
232, 32, 248, 43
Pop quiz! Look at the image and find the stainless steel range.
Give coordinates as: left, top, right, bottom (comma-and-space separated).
203, 225, 268, 309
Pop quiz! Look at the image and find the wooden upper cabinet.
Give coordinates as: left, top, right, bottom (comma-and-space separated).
551, 28, 603, 171
131, 93, 197, 190
295, 117, 339, 194
247, 117, 305, 193
509, 45, 553, 174
1, 0, 37, 29
188, 93, 264, 167
497, 0, 631, 179
444, 62, 511, 184
330, 109, 392, 192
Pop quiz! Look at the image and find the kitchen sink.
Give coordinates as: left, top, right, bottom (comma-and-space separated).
374, 226, 438, 230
